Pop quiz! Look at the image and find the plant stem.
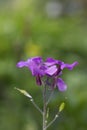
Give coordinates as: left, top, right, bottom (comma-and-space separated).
46, 90, 54, 106
30, 99, 43, 115
43, 84, 47, 130
46, 114, 59, 129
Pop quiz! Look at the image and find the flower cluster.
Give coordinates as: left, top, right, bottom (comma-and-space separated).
17, 56, 78, 92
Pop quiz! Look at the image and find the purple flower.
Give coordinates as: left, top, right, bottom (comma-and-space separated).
16, 56, 47, 86
45, 57, 78, 91
16, 56, 78, 92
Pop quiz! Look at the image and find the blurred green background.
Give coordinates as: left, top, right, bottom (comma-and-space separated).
0, 0, 87, 130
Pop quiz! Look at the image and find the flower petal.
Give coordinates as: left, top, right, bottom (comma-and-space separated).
36, 75, 42, 86
16, 61, 29, 68
45, 58, 58, 66
61, 61, 79, 70
45, 57, 64, 67
57, 78, 67, 91
45, 65, 57, 76
32, 56, 43, 64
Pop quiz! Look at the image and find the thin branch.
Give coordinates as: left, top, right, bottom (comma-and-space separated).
46, 113, 59, 129
15, 87, 43, 115
43, 84, 47, 130
46, 90, 54, 106
30, 99, 43, 115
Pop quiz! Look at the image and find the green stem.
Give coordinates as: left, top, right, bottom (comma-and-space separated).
46, 114, 59, 129
46, 90, 54, 106
30, 99, 43, 115
43, 84, 47, 130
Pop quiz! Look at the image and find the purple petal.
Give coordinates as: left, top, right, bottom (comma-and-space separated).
16, 59, 36, 76
16, 57, 45, 77
45, 65, 57, 76
45, 57, 58, 66
45, 57, 64, 66
36, 75, 42, 86
57, 60, 64, 65
16, 61, 29, 68
27, 60, 44, 76
57, 78, 67, 91
32, 56, 43, 64
61, 61, 79, 70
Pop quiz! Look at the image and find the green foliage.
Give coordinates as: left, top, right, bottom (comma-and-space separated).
0, 0, 87, 130
59, 102, 65, 112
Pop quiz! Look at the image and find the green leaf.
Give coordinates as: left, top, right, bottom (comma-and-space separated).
46, 108, 49, 119
15, 87, 32, 99
59, 102, 65, 112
